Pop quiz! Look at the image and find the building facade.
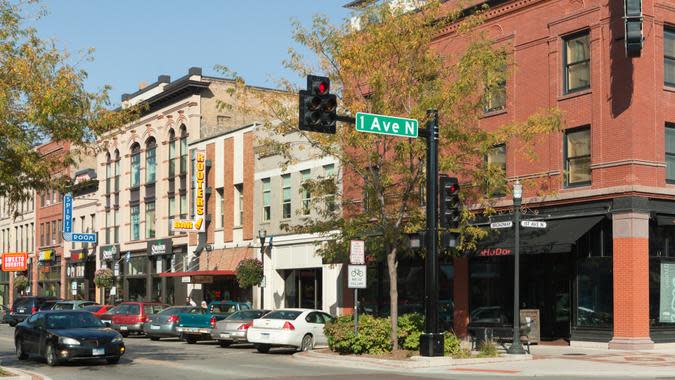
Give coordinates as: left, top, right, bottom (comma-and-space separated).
0, 195, 35, 305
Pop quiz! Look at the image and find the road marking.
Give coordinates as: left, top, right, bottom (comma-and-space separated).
452, 368, 521, 374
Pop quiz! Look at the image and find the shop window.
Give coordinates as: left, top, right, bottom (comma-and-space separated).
575, 258, 613, 327
146, 202, 156, 239
262, 178, 271, 221
564, 127, 591, 187
301, 169, 311, 215
666, 124, 675, 183
131, 204, 140, 241
145, 137, 157, 184
665, 27, 675, 87
282, 174, 291, 219
127, 256, 146, 276
563, 31, 590, 94
485, 144, 507, 197
130, 143, 141, 188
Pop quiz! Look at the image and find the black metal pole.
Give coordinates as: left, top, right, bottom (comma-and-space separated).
259, 237, 265, 309
420, 109, 444, 357
507, 195, 526, 354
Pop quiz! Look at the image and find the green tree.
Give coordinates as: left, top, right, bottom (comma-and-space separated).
0, 0, 137, 210
236, 1, 561, 349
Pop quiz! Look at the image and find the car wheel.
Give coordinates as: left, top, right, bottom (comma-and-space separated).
149, 337, 160, 341
106, 356, 121, 364
120, 331, 129, 338
15, 339, 28, 360
185, 336, 197, 344
300, 334, 314, 352
45, 344, 59, 367
255, 344, 271, 353
9, 321, 16, 327
218, 340, 231, 348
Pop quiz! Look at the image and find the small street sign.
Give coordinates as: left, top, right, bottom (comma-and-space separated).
63, 193, 73, 233
350, 240, 365, 265
521, 220, 547, 229
355, 112, 418, 138
348, 265, 367, 289
69, 233, 97, 243
490, 221, 513, 229
125, 251, 131, 263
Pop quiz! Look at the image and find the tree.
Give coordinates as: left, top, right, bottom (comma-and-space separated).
0, 0, 137, 211
236, 1, 561, 349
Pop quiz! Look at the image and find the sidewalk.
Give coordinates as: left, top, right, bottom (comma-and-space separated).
0, 366, 51, 380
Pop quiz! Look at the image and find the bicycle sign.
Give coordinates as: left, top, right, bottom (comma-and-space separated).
348, 265, 367, 289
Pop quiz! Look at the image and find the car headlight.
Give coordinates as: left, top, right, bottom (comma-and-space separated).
59, 337, 81, 346
112, 336, 123, 343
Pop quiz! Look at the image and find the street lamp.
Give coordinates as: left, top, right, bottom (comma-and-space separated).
507, 180, 526, 355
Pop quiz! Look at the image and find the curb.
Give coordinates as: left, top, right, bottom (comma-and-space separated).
294, 350, 532, 370
1, 367, 53, 380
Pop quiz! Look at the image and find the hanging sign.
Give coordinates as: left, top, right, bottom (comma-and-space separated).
194, 150, 206, 232
2, 253, 28, 272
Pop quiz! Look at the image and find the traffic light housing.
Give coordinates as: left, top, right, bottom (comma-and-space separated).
624, 0, 643, 57
440, 175, 460, 229
299, 75, 337, 134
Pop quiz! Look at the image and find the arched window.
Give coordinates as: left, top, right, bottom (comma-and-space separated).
130, 143, 141, 188
145, 137, 157, 184
179, 125, 187, 175
114, 149, 120, 192
168, 129, 176, 177
105, 152, 111, 195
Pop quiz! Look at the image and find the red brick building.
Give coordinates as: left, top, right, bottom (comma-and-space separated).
347, 0, 675, 349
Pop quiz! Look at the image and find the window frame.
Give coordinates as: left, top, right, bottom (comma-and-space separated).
130, 204, 140, 241
665, 27, 675, 87
301, 169, 311, 216
282, 174, 292, 220
563, 126, 592, 188
130, 143, 141, 188
485, 144, 507, 197
262, 178, 271, 222
563, 30, 591, 94
666, 123, 675, 184
145, 201, 156, 239
145, 137, 157, 185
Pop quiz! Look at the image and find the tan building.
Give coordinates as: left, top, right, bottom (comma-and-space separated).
0, 195, 35, 305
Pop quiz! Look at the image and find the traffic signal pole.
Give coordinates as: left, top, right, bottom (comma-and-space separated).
419, 109, 444, 357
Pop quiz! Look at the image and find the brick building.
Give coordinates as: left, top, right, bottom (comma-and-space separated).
344, 0, 675, 349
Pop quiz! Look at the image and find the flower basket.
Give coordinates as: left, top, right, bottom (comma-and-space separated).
13, 275, 29, 292
235, 258, 264, 288
94, 268, 114, 289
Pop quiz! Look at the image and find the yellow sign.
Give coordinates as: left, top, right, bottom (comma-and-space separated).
194, 150, 206, 233
171, 219, 195, 232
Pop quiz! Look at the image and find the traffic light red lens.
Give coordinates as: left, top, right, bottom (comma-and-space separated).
318, 82, 328, 95
449, 184, 458, 193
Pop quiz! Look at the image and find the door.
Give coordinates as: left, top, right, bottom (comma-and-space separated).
22, 314, 41, 353
304, 312, 325, 345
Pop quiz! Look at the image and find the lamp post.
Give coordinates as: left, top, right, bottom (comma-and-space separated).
258, 230, 267, 309
507, 180, 526, 355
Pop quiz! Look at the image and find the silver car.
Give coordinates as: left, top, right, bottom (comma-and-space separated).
143, 306, 197, 341
211, 309, 269, 347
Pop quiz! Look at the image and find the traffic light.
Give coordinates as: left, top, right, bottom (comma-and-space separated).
624, 0, 643, 57
299, 75, 337, 134
439, 175, 460, 229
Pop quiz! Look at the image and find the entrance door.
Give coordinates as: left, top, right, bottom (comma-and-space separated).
296, 269, 322, 309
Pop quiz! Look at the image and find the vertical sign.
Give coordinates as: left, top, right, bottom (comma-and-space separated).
660, 262, 675, 323
194, 150, 206, 233
350, 240, 365, 265
63, 193, 73, 233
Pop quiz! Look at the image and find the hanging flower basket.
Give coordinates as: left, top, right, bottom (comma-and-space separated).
94, 268, 114, 289
13, 275, 29, 292
235, 258, 264, 288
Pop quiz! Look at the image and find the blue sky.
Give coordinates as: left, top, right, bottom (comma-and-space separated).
35, 1, 353, 107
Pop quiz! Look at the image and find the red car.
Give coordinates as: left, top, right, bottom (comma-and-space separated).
82, 304, 114, 317
111, 302, 168, 337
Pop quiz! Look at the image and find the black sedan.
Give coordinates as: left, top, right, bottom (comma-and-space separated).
15, 310, 125, 366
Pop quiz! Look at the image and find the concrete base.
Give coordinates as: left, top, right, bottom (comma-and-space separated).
570, 340, 609, 349
608, 337, 654, 350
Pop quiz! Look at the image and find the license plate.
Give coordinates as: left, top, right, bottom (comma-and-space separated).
184, 328, 197, 332
219, 333, 230, 339
261, 333, 269, 340
151, 325, 161, 330
92, 348, 105, 356
18, 309, 25, 313
120, 326, 128, 331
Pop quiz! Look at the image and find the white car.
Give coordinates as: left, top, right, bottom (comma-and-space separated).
246, 309, 333, 353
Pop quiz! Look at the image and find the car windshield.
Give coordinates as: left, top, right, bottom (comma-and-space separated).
211, 304, 237, 314
114, 304, 140, 315
46, 312, 104, 329
226, 310, 266, 320
159, 306, 193, 315
82, 305, 103, 312
13, 299, 32, 309
263, 310, 302, 320
52, 303, 74, 310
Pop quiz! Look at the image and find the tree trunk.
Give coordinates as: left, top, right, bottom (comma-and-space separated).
387, 247, 398, 350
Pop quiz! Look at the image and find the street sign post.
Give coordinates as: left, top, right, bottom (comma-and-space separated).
350, 240, 365, 265
355, 112, 418, 138
521, 220, 547, 229
70, 233, 97, 243
490, 221, 513, 229
63, 193, 73, 233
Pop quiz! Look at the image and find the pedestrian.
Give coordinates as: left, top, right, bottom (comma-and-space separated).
186, 297, 196, 306
201, 300, 208, 310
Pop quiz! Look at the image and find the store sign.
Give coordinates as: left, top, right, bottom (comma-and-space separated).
659, 262, 675, 323
147, 239, 173, 256
39, 249, 55, 262
2, 253, 28, 272
478, 248, 512, 257
192, 275, 214, 284
194, 150, 206, 233
100, 245, 119, 261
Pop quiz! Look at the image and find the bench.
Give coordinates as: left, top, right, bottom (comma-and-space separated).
468, 324, 531, 354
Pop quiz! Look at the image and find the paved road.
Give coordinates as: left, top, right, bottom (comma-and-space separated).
0, 326, 515, 380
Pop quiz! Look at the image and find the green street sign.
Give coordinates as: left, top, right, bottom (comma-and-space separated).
355, 112, 418, 138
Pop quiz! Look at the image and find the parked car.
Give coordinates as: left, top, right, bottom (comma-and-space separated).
14, 310, 125, 366
82, 304, 114, 317
111, 302, 168, 337
211, 309, 269, 347
9, 297, 61, 326
246, 309, 333, 353
52, 300, 98, 311
176, 301, 250, 344
143, 306, 197, 341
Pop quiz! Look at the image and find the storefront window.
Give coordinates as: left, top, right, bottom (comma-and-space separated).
127, 256, 146, 276
649, 222, 675, 327
576, 258, 613, 327
38, 257, 61, 297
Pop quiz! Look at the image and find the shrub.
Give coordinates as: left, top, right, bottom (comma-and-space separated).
13, 275, 28, 291
325, 314, 392, 355
235, 258, 263, 288
397, 313, 424, 350
478, 340, 499, 357
94, 268, 114, 289
444, 332, 470, 357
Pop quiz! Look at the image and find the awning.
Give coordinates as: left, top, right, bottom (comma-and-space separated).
159, 270, 235, 277
474, 216, 604, 257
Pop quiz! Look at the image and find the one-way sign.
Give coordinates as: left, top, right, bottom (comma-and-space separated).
521, 220, 547, 229
490, 221, 513, 229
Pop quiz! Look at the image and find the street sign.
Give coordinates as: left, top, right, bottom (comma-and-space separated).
490, 221, 513, 229
521, 220, 547, 229
350, 240, 365, 265
355, 112, 418, 138
63, 193, 73, 233
348, 265, 367, 289
70, 233, 97, 243
125, 251, 131, 263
